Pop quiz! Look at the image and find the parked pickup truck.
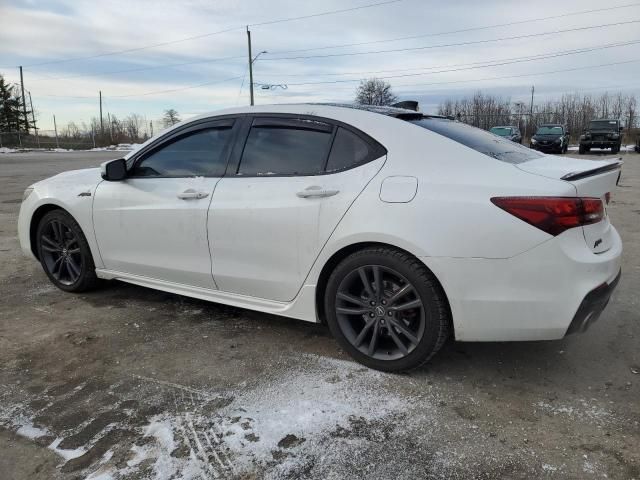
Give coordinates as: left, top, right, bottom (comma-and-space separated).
579, 119, 623, 154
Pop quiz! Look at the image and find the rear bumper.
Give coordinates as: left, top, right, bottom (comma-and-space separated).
423, 226, 622, 342
565, 269, 621, 334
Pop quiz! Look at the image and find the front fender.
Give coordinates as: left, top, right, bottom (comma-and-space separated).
17, 173, 104, 268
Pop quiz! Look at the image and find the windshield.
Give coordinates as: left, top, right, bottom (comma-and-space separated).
589, 120, 618, 131
489, 127, 512, 136
410, 118, 542, 164
536, 126, 563, 135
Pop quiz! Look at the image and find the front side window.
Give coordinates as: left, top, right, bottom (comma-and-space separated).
132, 127, 233, 177
238, 120, 333, 176
410, 118, 542, 164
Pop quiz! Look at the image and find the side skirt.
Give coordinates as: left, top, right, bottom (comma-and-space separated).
95, 269, 319, 323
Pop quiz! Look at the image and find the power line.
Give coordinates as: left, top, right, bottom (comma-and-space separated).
6, 0, 402, 69
261, 19, 640, 61
20, 3, 639, 84
27, 56, 247, 83
247, 0, 402, 27
259, 39, 639, 78
33, 75, 244, 100
390, 58, 640, 90
261, 39, 640, 85
267, 2, 640, 55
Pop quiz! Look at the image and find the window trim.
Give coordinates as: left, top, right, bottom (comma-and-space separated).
225, 113, 387, 178
127, 116, 239, 179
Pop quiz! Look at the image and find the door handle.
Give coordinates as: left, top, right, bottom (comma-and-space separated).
177, 188, 209, 200
296, 186, 340, 198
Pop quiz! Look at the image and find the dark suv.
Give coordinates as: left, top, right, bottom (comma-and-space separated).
579, 119, 623, 154
489, 125, 522, 143
530, 124, 569, 154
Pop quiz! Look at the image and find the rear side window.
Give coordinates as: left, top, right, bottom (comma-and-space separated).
410, 118, 543, 164
238, 119, 333, 176
326, 127, 374, 172
132, 127, 233, 177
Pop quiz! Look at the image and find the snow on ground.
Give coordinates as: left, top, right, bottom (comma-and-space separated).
0, 144, 138, 154
567, 144, 637, 152
89, 143, 141, 152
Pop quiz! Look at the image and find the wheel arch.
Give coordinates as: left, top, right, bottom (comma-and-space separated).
314, 241, 453, 330
29, 204, 79, 260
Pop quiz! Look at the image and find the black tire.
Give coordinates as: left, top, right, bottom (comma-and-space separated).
324, 247, 450, 372
579, 144, 586, 154
36, 209, 99, 292
612, 145, 620, 154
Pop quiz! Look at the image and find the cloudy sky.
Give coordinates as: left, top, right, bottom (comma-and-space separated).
1, 0, 639, 131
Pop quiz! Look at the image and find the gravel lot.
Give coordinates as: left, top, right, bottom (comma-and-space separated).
0, 150, 638, 479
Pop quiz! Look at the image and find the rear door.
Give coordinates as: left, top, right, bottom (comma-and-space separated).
208, 115, 386, 302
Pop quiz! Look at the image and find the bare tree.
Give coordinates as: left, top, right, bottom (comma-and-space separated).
124, 113, 144, 141
355, 78, 398, 106
163, 109, 181, 127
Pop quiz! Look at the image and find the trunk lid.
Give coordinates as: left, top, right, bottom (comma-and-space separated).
516, 156, 622, 254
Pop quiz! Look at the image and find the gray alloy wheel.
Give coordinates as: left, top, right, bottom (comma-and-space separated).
325, 247, 450, 372
36, 210, 98, 292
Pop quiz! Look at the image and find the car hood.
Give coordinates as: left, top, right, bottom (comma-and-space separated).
35, 167, 102, 190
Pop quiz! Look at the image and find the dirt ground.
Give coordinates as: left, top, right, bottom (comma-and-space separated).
0, 150, 638, 480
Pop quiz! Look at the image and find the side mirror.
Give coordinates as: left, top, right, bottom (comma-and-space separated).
101, 158, 127, 181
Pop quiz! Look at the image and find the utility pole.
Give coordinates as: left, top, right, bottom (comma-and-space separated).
53, 114, 59, 148
528, 85, 535, 139
247, 27, 254, 106
107, 112, 113, 142
99, 91, 104, 138
150, 121, 153, 137
28, 91, 39, 147
19, 66, 29, 134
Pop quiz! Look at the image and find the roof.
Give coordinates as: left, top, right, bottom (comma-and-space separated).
538, 123, 564, 127
309, 103, 426, 119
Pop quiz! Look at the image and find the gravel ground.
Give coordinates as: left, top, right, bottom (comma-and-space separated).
0, 150, 638, 480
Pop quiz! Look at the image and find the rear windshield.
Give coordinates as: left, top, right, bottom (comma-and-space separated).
410, 118, 542, 164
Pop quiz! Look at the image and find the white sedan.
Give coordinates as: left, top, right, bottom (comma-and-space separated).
18, 104, 622, 371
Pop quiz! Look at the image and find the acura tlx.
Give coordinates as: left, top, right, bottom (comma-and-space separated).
17, 104, 622, 371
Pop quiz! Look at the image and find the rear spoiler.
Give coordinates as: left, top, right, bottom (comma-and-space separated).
561, 159, 623, 182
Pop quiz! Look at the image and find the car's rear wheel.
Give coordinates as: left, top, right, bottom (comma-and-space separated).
36, 210, 99, 292
324, 247, 450, 372
612, 145, 620, 154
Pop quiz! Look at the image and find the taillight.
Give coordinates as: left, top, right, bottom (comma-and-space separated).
490, 197, 604, 236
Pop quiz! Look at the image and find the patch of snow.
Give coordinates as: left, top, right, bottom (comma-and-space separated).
0, 147, 17, 154
16, 423, 48, 440
90, 143, 141, 152
49, 437, 87, 460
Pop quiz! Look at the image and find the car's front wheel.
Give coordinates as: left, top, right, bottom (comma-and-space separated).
324, 247, 450, 372
36, 209, 99, 292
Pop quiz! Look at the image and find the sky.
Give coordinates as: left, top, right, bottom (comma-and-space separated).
1, 0, 639, 131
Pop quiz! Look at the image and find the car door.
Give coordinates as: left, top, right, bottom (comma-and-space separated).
208, 115, 387, 302
93, 118, 237, 289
